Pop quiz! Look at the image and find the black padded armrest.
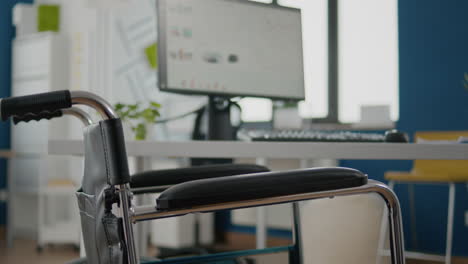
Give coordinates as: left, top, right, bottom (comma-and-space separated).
131, 164, 269, 193
156, 167, 367, 210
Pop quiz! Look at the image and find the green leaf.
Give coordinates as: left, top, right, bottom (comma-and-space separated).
145, 43, 158, 69
134, 123, 147, 140
150, 101, 162, 108
115, 103, 125, 111
152, 109, 161, 117
128, 104, 139, 112
141, 108, 157, 123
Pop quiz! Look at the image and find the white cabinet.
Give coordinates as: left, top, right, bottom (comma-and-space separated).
10, 32, 80, 248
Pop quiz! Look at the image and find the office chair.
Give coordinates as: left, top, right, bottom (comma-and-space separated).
379, 131, 468, 264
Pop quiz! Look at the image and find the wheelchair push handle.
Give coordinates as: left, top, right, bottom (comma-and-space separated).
0, 90, 118, 123
12, 110, 64, 124
1, 90, 71, 123
12, 107, 95, 125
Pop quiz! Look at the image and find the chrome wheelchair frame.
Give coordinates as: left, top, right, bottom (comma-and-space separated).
0, 90, 405, 264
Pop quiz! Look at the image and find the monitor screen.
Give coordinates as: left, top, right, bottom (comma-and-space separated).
157, 0, 305, 100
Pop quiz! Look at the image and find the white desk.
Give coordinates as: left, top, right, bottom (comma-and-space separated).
49, 140, 468, 160
48, 140, 468, 251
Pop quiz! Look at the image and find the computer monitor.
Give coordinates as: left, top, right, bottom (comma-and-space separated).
157, 0, 305, 139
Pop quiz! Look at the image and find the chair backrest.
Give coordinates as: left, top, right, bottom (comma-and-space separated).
412, 131, 468, 178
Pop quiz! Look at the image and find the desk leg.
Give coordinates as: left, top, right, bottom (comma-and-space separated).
6, 157, 14, 248
445, 183, 455, 264
135, 156, 150, 258
255, 158, 267, 249
256, 207, 267, 250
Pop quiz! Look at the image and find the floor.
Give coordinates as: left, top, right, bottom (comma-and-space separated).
407, 260, 468, 264
0, 239, 79, 264
1, 228, 468, 264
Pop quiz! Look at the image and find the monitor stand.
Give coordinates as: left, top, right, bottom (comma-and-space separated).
189, 96, 235, 246
207, 95, 234, 141
190, 95, 234, 166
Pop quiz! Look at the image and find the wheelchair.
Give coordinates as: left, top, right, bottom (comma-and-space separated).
0, 90, 406, 264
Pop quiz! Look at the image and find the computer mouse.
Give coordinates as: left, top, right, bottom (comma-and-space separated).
384, 129, 409, 143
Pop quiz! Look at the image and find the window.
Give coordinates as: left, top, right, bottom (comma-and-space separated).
338, 0, 399, 123
283, 0, 330, 119
245, 0, 399, 124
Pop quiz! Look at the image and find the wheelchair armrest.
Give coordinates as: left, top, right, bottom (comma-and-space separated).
131, 164, 269, 193
156, 167, 367, 210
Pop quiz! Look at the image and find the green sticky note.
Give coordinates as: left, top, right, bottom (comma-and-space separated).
145, 43, 158, 69
37, 5, 60, 32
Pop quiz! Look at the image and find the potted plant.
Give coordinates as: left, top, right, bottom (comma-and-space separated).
114, 101, 161, 140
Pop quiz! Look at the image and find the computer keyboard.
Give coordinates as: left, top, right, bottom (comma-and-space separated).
237, 129, 409, 143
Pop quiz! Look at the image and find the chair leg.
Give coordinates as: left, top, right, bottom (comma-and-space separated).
445, 183, 455, 264
376, 181, 395, 264
408, 184, 419, 250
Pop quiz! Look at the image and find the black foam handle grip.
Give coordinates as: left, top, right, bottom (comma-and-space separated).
1, 90, 71, 121
12, 110, 64, 124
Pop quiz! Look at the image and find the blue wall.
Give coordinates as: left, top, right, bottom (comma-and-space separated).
342, 0, 468, 256
0, 0, 33, 226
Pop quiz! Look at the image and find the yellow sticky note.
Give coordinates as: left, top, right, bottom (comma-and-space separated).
145, 43, 158, 69
37, 5, 60, 32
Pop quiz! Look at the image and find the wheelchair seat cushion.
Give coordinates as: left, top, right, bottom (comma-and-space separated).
156, 167, 367, 210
